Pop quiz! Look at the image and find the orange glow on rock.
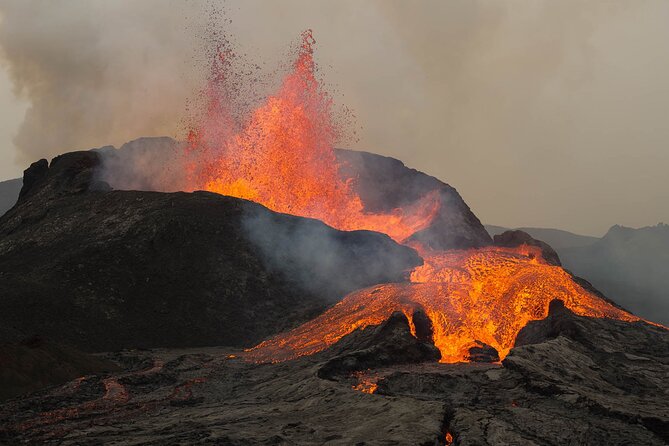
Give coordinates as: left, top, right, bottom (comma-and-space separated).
351, 371, 379, 394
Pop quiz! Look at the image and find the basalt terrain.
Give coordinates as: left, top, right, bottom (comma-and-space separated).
0, 301, 667, 445
0, 141, 668, 445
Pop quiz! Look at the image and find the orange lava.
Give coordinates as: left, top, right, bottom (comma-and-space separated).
186, 30, 439, 242
186, 29, 651, 365
247, 244, 641, 363
351, 371, 379, 394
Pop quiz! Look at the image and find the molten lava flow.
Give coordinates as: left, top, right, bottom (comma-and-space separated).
247, 244, 642, 363
187, 30, 440, 242
351, 371, 379, 394
186, 29, 654, 366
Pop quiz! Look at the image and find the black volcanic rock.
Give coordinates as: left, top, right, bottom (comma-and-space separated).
317, 312, 441, 381
0, 150, 421, 352
514, 299, 581, 347
377, 308, 669, 445
411, 309, 435, 344
0, 306, 666, 445
17, 151, 103, 202
500, 307, 669, 444
18, 159, 48, 200
493, 229, 562, 266
465, 341, 500, 363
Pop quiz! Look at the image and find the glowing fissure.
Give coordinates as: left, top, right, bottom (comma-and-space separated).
187, 30, 648, 365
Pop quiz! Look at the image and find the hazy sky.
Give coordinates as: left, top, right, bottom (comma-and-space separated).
0, 0, 667, 235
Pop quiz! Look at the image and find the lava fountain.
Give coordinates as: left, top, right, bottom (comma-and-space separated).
186, 30, 647, 364
186, 30, 440, 243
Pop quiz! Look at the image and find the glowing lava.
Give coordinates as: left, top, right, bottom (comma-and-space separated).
247, 245, 641, 363
187, 29, 651, 365
187, 30, 440, 242
351, 371, 379, 394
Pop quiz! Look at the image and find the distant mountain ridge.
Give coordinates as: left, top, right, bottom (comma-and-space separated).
560, 223, 669, 325
485, 225, 599, 250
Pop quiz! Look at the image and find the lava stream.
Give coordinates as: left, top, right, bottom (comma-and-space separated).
247, 245, 641, 363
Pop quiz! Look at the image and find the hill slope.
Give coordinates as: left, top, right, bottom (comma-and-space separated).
97, 137, 493, 250
0, 151, 421, 351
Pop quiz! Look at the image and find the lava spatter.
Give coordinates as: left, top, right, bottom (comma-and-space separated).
186, 30, 440, 242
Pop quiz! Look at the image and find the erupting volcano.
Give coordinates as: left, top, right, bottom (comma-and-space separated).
181, 30, 648, 365
2, 7, 669, 443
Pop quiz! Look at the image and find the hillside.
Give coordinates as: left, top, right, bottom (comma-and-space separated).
0, 150, 421, 351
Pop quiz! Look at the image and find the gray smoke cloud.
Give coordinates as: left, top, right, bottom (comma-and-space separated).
241, 204, 420, 301
0, 0, 207, 165
1, 1, 668, 235
94, 136, 191, 193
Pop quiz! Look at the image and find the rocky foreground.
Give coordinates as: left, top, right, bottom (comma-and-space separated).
1, 140, 667, 445
1, 302, 666, 445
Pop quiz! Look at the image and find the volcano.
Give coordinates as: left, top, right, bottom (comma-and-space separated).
0, 30, 668, 445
